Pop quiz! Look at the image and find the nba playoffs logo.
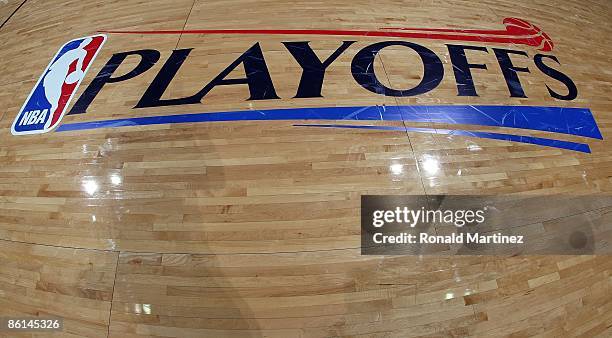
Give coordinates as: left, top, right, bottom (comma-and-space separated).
6, 20, 603, 153
11, 35, 106, 135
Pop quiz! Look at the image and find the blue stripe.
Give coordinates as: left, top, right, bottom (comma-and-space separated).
293, 124, 591, 153
56, 104, 602, 141
57, 105, 603, 152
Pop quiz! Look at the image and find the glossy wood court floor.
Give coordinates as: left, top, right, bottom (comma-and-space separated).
0, 0, 611, 337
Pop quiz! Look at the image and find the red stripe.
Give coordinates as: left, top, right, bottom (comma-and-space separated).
99, 18, 553, 51
99, 29, 545, 49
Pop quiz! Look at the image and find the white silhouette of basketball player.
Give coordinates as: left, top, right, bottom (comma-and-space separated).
42, 37, 91, 128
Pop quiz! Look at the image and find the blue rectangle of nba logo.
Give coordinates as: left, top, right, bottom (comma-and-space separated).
11, 34, 107, 135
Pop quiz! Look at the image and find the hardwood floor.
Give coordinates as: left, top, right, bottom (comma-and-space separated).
0, 0, 610, 336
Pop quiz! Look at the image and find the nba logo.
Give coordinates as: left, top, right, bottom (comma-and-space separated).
11, 35, 107, 135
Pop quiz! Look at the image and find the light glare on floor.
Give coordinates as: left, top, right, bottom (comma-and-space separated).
82, 180, 98, 195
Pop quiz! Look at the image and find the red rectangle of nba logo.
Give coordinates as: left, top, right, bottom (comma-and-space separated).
11, 34, 107, 135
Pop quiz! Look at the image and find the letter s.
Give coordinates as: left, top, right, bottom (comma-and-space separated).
534, 54, 577, 101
